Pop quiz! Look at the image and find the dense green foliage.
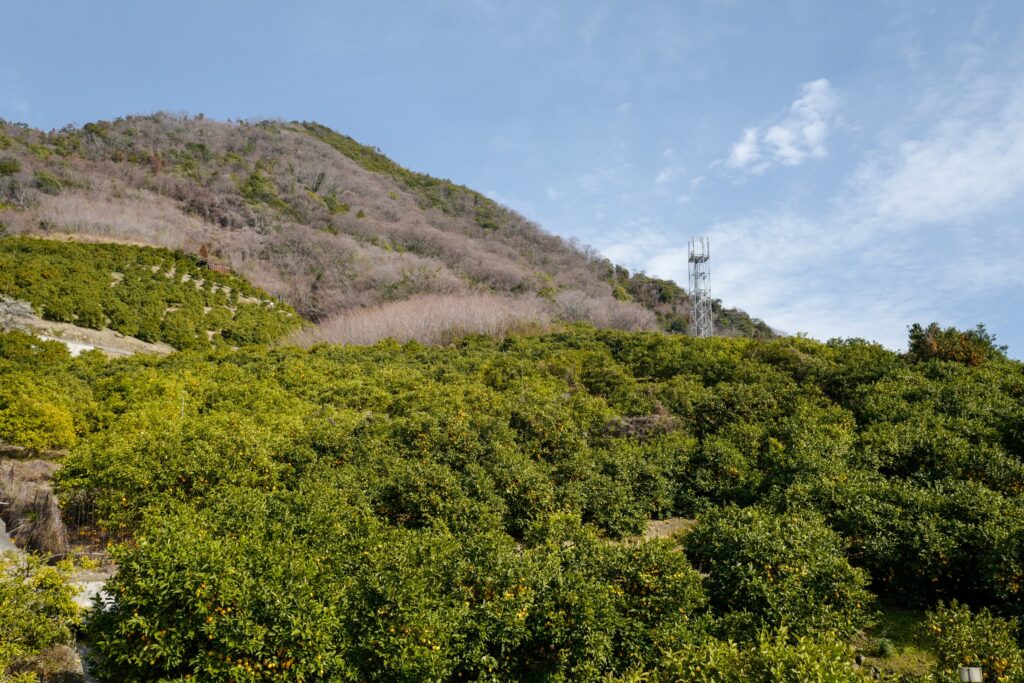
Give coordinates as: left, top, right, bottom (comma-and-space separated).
0, 554, 81, 682
925, 602, 1024, 681
0, 321, 1022, 680
685, 506, 873, 639
0, 237, 300, 348
0, 332, 84, 450
653, 630, 870, 682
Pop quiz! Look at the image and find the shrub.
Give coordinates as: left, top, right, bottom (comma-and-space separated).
86, 502, 359, 682
0, 554, 81, 680
321, 193, 349, 214
685, 506, 873, 640
57, 405, 296, 530
238, 169, 278, 205
32, 170, 62, 195
925, 602, 1024, 682
0, 331, 70, 369
86, 502, 708, 682
0, 375, 79, 450
0, 156, 20, 176
786, 473, 1024, 611
289, 293, 551, 346
0, 312, 1020, 680
872, 637, 896, 658
160, 307, 205, 349
907, 322, 1006, 366
656, 629, 868, 682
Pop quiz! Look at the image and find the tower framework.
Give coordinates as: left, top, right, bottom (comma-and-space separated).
688, 236, 713, 338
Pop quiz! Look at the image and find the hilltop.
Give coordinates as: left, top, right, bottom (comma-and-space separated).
0, 114, 771, 344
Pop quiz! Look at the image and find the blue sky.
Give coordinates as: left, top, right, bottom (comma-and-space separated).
3, 1, 1023, 355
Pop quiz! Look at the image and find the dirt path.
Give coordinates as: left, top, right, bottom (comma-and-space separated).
1, 296, 174, 357
621, 517, 697, 545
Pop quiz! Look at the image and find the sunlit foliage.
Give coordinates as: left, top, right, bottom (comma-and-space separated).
0, 237, 301, 348
0, 320, 1021, 680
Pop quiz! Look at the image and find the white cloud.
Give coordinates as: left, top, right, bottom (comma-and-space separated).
616, 102, 632, 114
599, 69, 1024, 351
727, 127, 762, 169
847, 83, 1024, 227
725, 78, 840, 173
653, 163, 692, 192
598, 214, 928, 349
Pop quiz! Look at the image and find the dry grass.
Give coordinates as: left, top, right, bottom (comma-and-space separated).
554, 290, 658, 331
0, 459, 68, 558
288, 293, 554, 346
641, 517, 697, 541
36, 188, 211, 252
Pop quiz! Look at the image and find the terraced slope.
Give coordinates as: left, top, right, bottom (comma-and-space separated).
0, 236, 300, 349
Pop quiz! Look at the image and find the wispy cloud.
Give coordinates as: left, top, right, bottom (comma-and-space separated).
600, 64, 1024, 350
654, 166, 681, 184
846, 80, 1024, 227
724, 79, 840, 174
726, 128, 762, 171
577, 160, 633, 195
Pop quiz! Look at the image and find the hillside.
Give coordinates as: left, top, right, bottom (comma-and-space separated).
0, 114, 772, 343
0, 237, 300, 350
1, 322, 1021, 680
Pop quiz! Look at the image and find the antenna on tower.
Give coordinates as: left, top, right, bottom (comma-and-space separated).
688, 236, 713, 338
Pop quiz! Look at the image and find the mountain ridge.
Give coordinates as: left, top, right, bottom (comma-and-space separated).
0, 113, 773, 343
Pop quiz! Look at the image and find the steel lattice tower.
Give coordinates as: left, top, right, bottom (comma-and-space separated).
688, 236, 713, 338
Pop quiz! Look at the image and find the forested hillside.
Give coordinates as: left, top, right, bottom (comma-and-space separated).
1, 318, 1021, 680
0, 114, 771, 343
